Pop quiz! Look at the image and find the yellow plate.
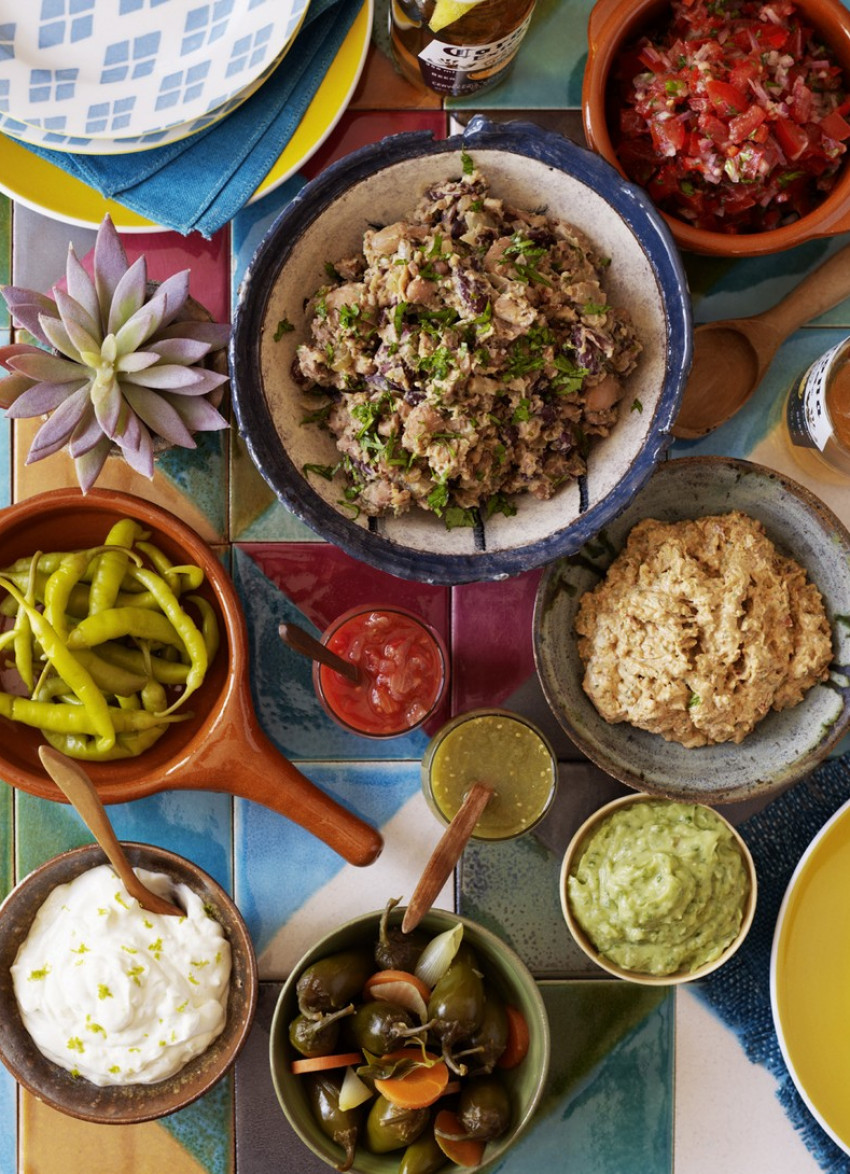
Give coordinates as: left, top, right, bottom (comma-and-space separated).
771, 797, 850, 1155
0, 0, 372, 232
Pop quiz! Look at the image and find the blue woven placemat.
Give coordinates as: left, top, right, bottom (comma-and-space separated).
694, 754, 850, 1171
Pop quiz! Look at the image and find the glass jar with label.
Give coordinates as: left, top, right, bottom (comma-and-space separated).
390, 0, 537, 97
784, 336, 850, 478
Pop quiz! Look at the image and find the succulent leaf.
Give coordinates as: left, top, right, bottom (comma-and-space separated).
92, 216, 129, 324
27, 385, 93, 461
67, 404, 105, 457
114, 304, 161, 356
74, 436, 112, 494
5, 378, 89, 417
6, 351, 88, 383
0, 371, 43, 409
65, 245, 102, 329
108, 255, 148, 336
54, 289, 102, 344
116, 350, 161, 373
54, 289, 103, 353
165, 393, 228, 433
123, 384, 197, 448
147, 337, 211, 364
1, 287, 59, 346
121, 363, 210, 391
144, 270, 191, 330
39, 314, 86, 365
158, 320, 231, 349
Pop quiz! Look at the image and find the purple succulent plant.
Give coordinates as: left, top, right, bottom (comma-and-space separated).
0, 215, 230, 492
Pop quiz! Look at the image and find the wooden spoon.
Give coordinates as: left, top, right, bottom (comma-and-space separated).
278, 621, 360, 684
402, 783, 493, 934
673, 241, 850, 439
38, 745, 184, 918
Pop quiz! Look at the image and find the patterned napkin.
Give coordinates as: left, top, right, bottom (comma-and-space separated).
694, 753, 850, 1172
17, 0, 364, 238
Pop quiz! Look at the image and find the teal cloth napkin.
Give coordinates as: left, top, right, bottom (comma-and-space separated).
17, 0, 365, 238
695, 753, 850, 1172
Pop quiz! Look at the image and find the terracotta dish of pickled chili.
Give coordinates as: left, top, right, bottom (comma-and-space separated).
313, 606, 448, 738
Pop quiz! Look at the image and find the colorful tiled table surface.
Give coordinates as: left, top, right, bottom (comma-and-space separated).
1, 2, 849, 1172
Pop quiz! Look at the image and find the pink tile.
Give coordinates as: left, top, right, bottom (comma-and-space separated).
300, 110, 448, 180
452, 570, 542, 711
123, 227, 232, 326
239, 541, 450, 637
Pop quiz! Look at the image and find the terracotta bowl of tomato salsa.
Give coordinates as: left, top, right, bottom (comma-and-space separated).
312, 605, 449, 739
583, 0, 850, 255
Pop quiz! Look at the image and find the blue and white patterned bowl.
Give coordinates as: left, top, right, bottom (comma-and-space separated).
230, 116, 692, 585
0, 0, 309, 142
533, 456, 850, 803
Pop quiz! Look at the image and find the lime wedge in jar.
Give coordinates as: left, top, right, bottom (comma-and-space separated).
429, 0, 486, 33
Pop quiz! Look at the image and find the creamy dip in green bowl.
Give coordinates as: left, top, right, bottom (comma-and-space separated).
567, 799, 751, 977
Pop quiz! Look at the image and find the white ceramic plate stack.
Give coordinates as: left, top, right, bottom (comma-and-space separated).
0, 0, 311, 155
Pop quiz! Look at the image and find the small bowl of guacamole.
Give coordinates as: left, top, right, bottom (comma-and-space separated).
560, 795, 757, 984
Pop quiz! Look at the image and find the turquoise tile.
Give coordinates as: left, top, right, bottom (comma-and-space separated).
670, 326, 844, 463
234, 760, 422, 959
0, 1069, 14, 1174
503, 981, 674, 1174
447, 0, 592, 110
160, 1075, 234, 1174
231, 173, 308, 309
685, 232, 850, 326
15, 790, 233, 894
155, 429, 229, 542
0, 781, 11, 901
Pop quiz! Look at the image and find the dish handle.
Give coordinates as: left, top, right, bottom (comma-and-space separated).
186, 712, 383, 868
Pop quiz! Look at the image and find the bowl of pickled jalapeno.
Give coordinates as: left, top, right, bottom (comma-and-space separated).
0, 487, 385, 867
270, 901, 550, 1173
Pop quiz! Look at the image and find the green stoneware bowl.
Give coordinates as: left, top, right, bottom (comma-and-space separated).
533, 456, 850, 804
270, 906, 550, 1174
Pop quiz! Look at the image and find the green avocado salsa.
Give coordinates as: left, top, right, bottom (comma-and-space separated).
567, 800, 749, 977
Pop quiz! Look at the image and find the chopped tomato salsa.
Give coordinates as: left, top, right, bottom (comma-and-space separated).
611, 0, 849, 234
317, 608, 446, 737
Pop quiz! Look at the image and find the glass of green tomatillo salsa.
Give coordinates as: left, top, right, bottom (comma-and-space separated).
560, 794, 757, 985
422, 709, 558, 841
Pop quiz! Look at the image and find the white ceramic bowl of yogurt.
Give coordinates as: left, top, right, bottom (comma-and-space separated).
0, 843, 257, 1123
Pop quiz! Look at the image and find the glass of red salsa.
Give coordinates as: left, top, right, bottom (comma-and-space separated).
312, 605, 449, 739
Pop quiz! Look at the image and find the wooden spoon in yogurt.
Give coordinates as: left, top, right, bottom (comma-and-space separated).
38, 745, 183, 917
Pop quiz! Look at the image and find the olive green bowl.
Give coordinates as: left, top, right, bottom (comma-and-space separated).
270, 907, 550, 1174
560, 795, 757, 986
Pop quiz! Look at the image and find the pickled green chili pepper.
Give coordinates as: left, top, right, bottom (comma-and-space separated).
185, 594, 220, 659
126, 566, 208, 711
94, 640, 190, 685
44, 551, 94, 640
0, 690, 182, 736
13, 551, 41, 694
68, 607, 186, 653
0, 576, 116, 753
88, 520, 146, 614
41, 724, 170, 760
135, 542, 204, 594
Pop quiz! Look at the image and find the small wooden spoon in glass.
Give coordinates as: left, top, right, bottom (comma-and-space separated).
278, 621, 360, 683
38, 745, 183, 917
673, 241, 850, 439
402, 783, 493, 933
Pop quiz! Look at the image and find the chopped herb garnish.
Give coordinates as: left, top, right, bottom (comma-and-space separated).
273, 317, 295, 340
631, 397, 644, 413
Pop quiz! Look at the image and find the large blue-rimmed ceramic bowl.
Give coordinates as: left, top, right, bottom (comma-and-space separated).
230, 116, 692, 584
